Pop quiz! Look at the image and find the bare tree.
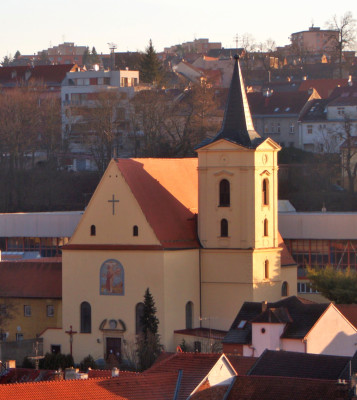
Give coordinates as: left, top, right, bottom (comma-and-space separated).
326, 12, 356, 78
340, 116, 357, 193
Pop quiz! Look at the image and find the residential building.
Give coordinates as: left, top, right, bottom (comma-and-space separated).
164, 38, 221, 55
0, 259, 62, 364
222, 296, 357, 357
61, 68, 140, 171
290, 26, 339, 54
299, 85, 357, 153
248, 89, 320, 148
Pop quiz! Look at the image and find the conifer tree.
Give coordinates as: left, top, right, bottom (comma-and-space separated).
136, 288, 162, 370
140, 39, 164, 85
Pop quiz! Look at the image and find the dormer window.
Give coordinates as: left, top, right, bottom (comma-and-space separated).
219, 179, 230, 207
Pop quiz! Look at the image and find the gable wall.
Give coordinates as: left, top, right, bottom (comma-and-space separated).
305, 305, 357, 356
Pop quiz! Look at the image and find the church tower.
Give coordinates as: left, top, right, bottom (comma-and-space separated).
196, 56, 283, 330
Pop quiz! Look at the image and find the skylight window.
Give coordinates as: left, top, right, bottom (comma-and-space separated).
285, 107, 290, 112
274, 107, 279, 112
237, 320, 247, 329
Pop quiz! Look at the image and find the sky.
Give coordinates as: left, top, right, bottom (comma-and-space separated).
0, 1, 356, 60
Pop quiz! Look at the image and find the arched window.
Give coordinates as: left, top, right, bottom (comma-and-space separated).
80, 301, 91, 333
264, 219, 268, 236
219, 179, 230, 207
262, 179, 269, 206
221, 219, 228, 237
282, 281, 288, 297
90, 225, 96, 236
186, 301, 193, 329
135, 302, 145, 335
264, 260, 269, 279
133, 225, 139, 236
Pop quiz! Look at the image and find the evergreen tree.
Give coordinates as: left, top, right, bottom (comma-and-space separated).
136, 288, 162, 370
140, 39, 164, 85
141, 288, 159, 336
14, 50, 21, 60
82, 47, 90, 66
91, 46, 100, 65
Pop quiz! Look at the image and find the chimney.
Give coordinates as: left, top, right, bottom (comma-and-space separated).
262, 301, 268, 312
112, 367, 119, 377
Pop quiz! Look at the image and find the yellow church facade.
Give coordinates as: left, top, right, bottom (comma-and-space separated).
41, 57, 296, 362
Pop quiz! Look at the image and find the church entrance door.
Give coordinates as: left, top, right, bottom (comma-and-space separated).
106, 337, 122, 360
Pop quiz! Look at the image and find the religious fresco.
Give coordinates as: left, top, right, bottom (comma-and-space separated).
100, 259, 124, 295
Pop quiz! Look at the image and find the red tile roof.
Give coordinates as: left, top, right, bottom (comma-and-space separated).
335, 304, 357, 328
0, 372, 178, 400
225, 355, 257, 375
0, 368, 54, 384
30, 64, 75, 85
278, 232, 296, 267
248, 91, 312, 115
145, 352, 221, 400
116, 158, 199, 249
0, 260, 62, 298
299, 78, 348, 99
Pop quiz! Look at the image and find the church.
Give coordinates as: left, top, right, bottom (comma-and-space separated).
41, 56, 297, 362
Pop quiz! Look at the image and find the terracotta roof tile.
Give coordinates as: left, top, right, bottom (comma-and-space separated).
116, 158, 199, 249
0, 260, 62, 298
248, 91, 312, 115
299, 78, 348, 99
335, 304, 357, 328
0, 372, 178, 400
225, 355, 257, 375
145, 352, 221, 400
30, 64, 75, 85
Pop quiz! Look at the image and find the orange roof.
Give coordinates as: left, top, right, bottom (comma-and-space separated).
0, 260, 62, 298
116, 158, 199, 249
278, 233, 296, 267
0, 372, 178, 400
299, 78, 348, 99
145, 352, 221, 400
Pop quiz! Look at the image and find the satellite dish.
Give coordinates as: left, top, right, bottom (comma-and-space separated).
17, 326, 21, 332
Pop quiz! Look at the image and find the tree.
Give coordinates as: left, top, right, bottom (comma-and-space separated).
326, 12, 356, 78
1, 55, 12, 67
307, 265, 357, 303
14, 50, 21, 60
136, 288, 162, 370
91, 47, 100, 65
140, 40, 164, 86
82, 47, 90, 66
0, 300, 16, 337
340, 116, 357, 193
71, 90, 122, 173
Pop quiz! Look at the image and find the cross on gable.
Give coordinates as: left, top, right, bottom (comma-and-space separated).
108, 194, 120, 215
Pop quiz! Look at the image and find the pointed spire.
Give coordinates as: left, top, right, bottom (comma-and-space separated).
196, 55, 261, 149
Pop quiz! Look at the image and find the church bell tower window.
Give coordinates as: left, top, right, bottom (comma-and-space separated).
262, 179, 269, 206
220, 219, 228, 237
219, 179, 230, 207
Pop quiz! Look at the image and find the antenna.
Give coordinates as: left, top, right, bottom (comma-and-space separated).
108, 43, 117, 71
233, 33, 239, 49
